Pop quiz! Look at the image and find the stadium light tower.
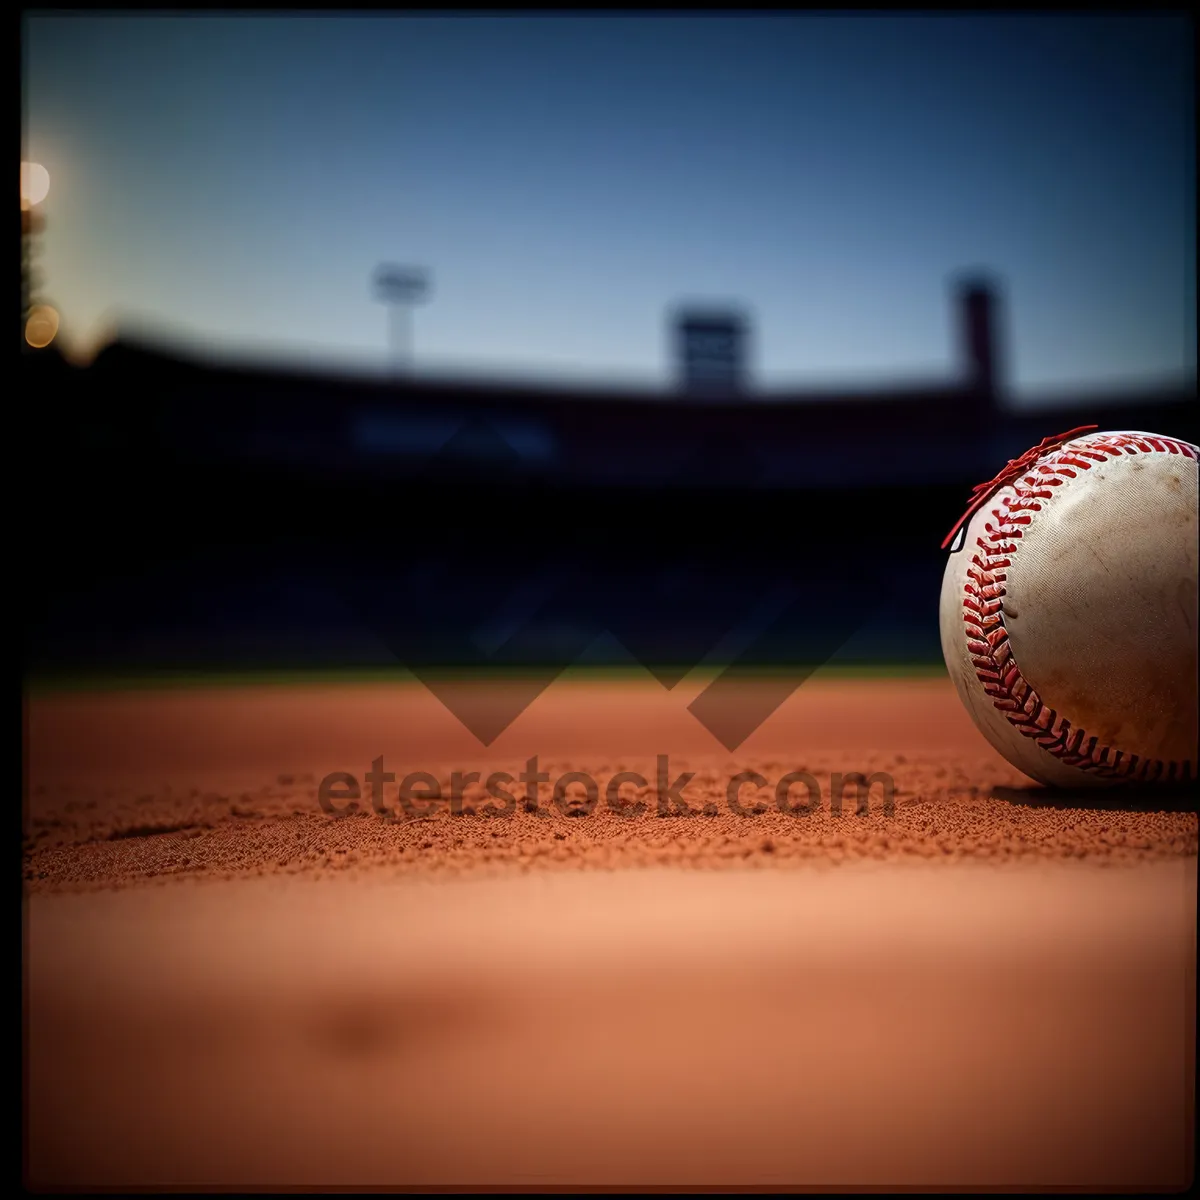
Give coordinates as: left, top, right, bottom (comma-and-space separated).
373, 264, 431, 373
21, 161, 52, 347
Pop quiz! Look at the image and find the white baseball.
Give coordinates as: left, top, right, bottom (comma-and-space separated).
939, 429, 1198, 788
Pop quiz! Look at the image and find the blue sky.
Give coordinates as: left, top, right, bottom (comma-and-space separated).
22, 13, 1195, 399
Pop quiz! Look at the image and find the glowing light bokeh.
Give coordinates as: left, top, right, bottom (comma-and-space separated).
25, 304, 60, 348
21, 161, 51, 209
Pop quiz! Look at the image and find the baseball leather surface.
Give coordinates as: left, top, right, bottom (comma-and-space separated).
940, 429, 1198, 789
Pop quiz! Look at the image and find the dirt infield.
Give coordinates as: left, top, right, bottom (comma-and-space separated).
22, 675, 1198, 1188
23, 674, 1198, 886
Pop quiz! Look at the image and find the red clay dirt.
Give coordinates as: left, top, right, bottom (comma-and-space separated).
23, 674, 1198, 1189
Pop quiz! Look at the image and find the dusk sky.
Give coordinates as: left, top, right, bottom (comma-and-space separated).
21, 13, 1195, 399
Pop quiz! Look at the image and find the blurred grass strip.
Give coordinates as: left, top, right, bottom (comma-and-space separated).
24, 661, 947, 695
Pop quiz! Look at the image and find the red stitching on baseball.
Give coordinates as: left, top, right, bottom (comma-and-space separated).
960, 432, 1198, 783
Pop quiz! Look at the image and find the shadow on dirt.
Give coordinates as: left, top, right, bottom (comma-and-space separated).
991, 783, 1197, 814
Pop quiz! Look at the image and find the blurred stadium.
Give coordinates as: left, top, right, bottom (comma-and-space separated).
22, 276, 1198, 681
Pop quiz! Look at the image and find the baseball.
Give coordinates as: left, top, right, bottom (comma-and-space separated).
939, 428, 1198, 789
